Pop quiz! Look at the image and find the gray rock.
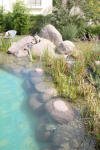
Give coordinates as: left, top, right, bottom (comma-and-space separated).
57, 40, 76, 55
31, 38, 55, 57
29, 94, 43, 112
45, 98, 74, 124
8, 36, 34, 54
36, 117, 56, 142
14, 50, 28, 58
53, 123, 95, 150
40, 24, 63, 47
70, 6, 84, 18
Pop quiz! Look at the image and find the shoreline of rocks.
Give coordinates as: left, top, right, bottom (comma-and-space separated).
1, 54, 95, 150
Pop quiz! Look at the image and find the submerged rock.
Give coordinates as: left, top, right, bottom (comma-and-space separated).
45, 98, 74, 124
52, 123, 95, 150
29, 94, 44, 113
35, 82, 57, 102
36, 117, 56, 142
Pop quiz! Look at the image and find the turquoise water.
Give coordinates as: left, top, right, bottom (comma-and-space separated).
0, 69, 44, 150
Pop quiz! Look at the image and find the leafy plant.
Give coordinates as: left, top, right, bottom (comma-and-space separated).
13, 0, 30, 35
62, 24, 78, 41
0, 6, 4, 32
0, 38, 11, 52
3, 12, 14, 31
29, 15, 45, 35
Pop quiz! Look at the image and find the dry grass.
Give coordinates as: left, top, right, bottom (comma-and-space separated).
42, 42, 100, 149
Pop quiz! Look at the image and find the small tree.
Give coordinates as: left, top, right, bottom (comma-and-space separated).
3, 12, 14, 31
86, 0, 100, 23
13, 0, 30, 35
0, 7, 4, 32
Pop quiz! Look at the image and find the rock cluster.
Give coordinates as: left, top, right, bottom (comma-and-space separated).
8, 35, 55, 57
8, 24, 77, 59
5, 58, 95, 150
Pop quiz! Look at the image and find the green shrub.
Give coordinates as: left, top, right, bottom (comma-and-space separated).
3, 12, 14, 32
29, 14, 52, 35
29, 15, 44, 35
85, 25, 100, 39
62, 24, 78, 41
13, 0, 30, 35
0, 7, 4, 32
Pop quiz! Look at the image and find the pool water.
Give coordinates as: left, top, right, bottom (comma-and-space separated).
0, 69, 45, 150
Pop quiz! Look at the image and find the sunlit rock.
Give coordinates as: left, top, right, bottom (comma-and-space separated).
57, 40, 76, 55
45, 98, 74, 124
34, 68, 44, 73
40, 24, 63, 47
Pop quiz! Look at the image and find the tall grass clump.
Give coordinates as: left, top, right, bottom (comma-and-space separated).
62, 24, 78, 41
0, 38, 11, 52
42, 44, 100, 149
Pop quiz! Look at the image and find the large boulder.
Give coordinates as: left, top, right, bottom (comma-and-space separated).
14, 50, 28, 57
31, 38, 56, 57
45, 98, 74, 124
57, 40, 76, 55
40, 24, 63, 47
8, 36, 34, 55
8, 36, 55, 57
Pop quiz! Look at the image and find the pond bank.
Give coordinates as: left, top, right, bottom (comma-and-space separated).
0, 53, 96, 150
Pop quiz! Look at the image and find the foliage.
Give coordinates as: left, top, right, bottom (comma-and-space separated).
85, 25, 100, 39
86, 0, 100, 23
12, 0, 30, 35
3, 12, 14, 32
12, 35, 25, 42
29, 15, 45, 35
62, 24, 78, 41
51, 0, 87, 39
42, 43, 100, 149
0, 7, 4, 32
51, 0, 100, 40
0, 0, 50, 35
0, 38, 11, 52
